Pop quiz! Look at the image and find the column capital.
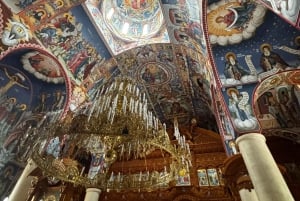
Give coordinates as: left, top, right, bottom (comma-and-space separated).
86, 188, 101, 193
27, 158, 37, 167
8, 160, 37, 201
236, 175, 254, 191
236, 133, 266, 145
84, 188, 101, 201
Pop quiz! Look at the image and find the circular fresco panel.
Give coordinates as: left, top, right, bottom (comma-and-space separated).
21, 51, 64, 84
102, 0, 164, 41
138, 62, 170, 86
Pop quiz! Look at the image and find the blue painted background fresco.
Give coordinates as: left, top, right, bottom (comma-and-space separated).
212, 11, 300, 76
70, 5, 112, 59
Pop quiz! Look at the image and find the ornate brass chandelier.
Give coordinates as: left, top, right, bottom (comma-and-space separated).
30, 77, 191, 191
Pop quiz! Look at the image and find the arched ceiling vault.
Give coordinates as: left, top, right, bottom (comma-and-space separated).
0, 1, 300, 199
0, 0, 300, 157
0, 0, 218, 129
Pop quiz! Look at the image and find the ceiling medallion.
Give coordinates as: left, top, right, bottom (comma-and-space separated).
138, 62, 171, 86
207, 0, 266, 45
101, 0, 164, 41
122, 0, 155, 11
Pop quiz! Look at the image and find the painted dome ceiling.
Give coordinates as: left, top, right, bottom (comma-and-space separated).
2, 0, 298, 128
85, 0, 170, 55
101, 0, 165, 41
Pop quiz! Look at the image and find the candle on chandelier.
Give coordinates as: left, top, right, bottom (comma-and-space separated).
118, 172, 121, 182
119, 81, 123, 91
37, 115, 47, 128
139, 171, 142, 182
186, 143, 190, 154
80, 167, 85, 176
110, 172, 114, 182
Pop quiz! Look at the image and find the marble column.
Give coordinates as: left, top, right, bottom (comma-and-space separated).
9, 158, 37, 201
236, 133, 294, 201
84, 188, 101, 201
